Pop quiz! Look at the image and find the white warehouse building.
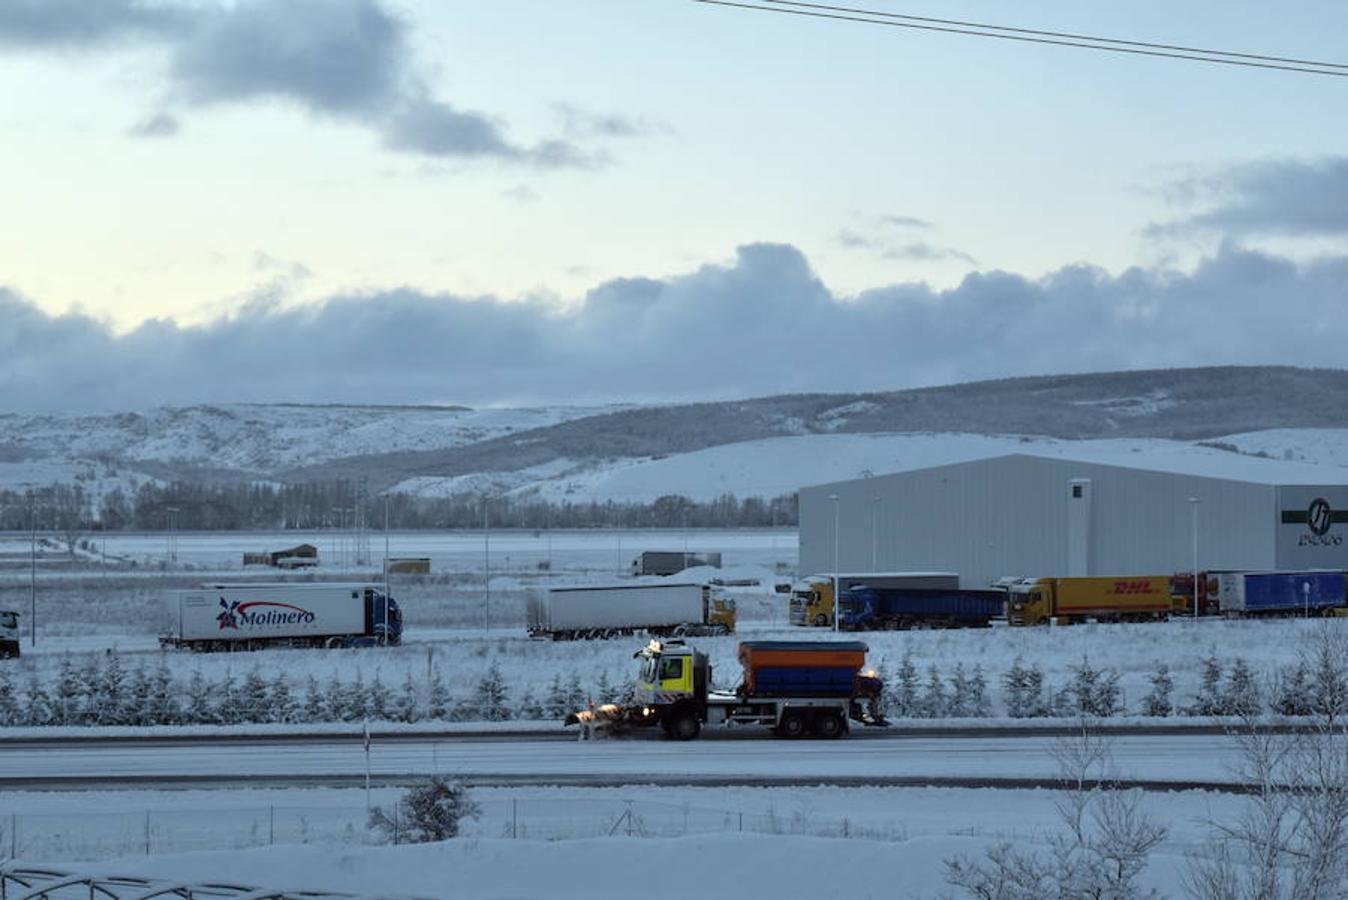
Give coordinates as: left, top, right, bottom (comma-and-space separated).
798, 453, 1348, 589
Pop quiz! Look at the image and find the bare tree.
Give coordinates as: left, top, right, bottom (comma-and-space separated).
1187, 624, 1348, 900
945, 719, 1167, 900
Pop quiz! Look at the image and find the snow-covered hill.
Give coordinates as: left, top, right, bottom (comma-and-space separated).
393, 430, 1348, 504
2, 367, 1347, 507
0, 403, 611, 498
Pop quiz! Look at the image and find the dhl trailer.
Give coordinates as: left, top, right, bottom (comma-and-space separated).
1007, 576, 1172, 626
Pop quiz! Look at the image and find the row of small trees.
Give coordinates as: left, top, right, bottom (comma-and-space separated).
0, 481, 801, 534
2, 646, 1345, 728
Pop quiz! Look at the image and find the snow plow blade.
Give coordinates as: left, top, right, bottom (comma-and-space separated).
564, 703, 629, 728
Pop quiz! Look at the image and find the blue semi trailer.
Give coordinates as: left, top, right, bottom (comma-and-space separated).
1215, 571, 1347, 616
838, 585, 1006, 630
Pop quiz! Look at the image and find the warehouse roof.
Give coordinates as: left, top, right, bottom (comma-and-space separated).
806, 447, 1348, 490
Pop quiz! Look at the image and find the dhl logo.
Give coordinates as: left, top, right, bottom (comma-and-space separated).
1109, 580, 1161, 595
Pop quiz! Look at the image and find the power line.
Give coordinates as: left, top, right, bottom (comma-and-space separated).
694, 0, 1348, 78
762, 0, 1348, 70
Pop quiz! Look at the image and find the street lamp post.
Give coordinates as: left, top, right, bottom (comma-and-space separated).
871, 495, 881, 572
30, 497, 37, 648
383, 495, 391, 645
1188, 497, 1201, 618
829, 493, 840, 634
483, 496, 491, 631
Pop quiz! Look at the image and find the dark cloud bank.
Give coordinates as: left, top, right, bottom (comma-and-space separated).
3, 240, 1346, 412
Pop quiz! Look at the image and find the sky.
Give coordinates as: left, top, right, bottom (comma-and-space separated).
1, 0, 1346, 411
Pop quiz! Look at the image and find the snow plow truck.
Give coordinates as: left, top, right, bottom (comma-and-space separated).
566, 639, 887, 740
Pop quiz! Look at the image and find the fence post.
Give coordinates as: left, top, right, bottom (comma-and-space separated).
145, 810, 151, 855
394, 802, 400, 845
10, 812, 16, 858
269, 806, 275, 845
512, 799, 518, 839
738, 811, 743, 833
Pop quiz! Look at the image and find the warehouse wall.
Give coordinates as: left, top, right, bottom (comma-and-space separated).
798, 454, 1284, 588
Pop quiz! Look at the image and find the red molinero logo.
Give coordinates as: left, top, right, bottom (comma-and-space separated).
217, 597, 316, 630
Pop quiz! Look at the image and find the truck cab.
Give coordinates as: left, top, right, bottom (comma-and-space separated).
705, 589, 737, 633
367, 587, 403, 646
0, 610, 19, 658
1007, 578, 1051, 626
789, 577, 834, 626
634, 640, 709, 739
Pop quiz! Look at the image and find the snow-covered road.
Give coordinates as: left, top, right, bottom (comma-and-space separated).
0, 732, 1246, 790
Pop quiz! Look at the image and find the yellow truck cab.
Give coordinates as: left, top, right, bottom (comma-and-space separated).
706, 591, 738, 633
634, 640, 709, 739
790, 577, 835, 627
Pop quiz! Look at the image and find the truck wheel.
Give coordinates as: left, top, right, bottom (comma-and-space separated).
775, 711, 808, 739
811, 711, 845, 739
668, 710, 701, 741
813, 614, 829, 627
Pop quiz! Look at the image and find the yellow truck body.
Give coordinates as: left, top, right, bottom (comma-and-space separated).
1009, 576, 1172, 626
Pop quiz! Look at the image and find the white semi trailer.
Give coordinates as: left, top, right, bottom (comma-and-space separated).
160, 583, 403, 651
528, 582, 736, 640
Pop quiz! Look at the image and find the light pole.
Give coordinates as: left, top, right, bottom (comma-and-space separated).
29, 496, 37, 648
1188, 497, 1200, 618
383, 494, 391, 645
829, 493, 840, 633
165, 506, 179, 566
871, 495, 880, 572
483, 496, 491, 631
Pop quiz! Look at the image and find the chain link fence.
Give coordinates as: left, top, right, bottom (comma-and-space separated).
0, 795, 908, 863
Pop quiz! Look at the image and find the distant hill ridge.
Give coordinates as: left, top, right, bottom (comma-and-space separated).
0, 366, 1345, 495
286, 365, 1348, 488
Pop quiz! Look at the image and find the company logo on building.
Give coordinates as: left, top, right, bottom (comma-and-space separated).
1281, 498, 1348, 547
217, 596, 316, 630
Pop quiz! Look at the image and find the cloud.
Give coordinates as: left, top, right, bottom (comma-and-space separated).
4, 0, 599, 165
554, 103, 668, 140
836, 230, 977, 265
0, 0, 187, 48
4, 241, 1348, 411
127, 112, 180, 137
168, 0, 407, 115
882, 242, 978, 266
879, 214, 932, 230
1150, 157, 1348, 237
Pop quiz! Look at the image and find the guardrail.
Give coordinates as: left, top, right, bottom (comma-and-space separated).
0, 865, 434, 899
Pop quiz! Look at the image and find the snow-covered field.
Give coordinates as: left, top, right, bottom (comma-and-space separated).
0, 783, 1243, 898
0, 528, 1342, 724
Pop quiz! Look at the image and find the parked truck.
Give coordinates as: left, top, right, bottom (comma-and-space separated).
838, 585, 1005, 630
0, 610, 18, 658
630, 551, 722, 577
1213, 571, 1347, 616
160, 582, 403, 651
1169, 571, 1222, 616
528, 582, 736, 640
1006, 576, 1172, 626
790, 572, 960, 627
568, 639, 887, 740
